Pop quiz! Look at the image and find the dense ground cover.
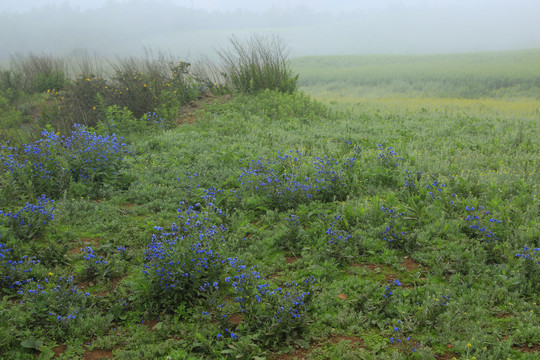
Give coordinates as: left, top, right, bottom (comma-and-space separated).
1, 50, 539, 359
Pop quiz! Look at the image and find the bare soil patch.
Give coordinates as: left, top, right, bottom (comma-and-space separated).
84, 349, 114, 360
286, 257, 300, 264
513, 343, 540, 353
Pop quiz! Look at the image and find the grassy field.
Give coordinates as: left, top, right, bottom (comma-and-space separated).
291, 48, 540, 100
1, 50, 539, 359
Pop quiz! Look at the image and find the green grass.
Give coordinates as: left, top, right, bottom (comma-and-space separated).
292, 48, 540, 99
1, 50, 539, 359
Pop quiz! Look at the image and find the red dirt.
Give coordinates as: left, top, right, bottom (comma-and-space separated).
77, 280, 93, 290
513, 343, 540, 352
352, 263, 381, 271
435, 353, 459, 360
84, 349, 114, 360
402, 257, 420, 271
230, 313, 244, 325
177, 114, 197, 126
143, 319, 160, 331
52, 344, 66, 357
286, 257, 300, 264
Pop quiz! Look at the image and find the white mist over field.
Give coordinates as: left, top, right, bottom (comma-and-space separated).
1, 0, 539, 60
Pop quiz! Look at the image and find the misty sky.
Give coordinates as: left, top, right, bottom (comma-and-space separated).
3, 0, 538, 14
1, 0, 539, 59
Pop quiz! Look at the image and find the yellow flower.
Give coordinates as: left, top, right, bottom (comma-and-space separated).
467, 343, 472, 348
92, 106, 96, 110
48, 272, 54, 276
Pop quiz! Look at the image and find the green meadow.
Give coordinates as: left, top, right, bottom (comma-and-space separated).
0, 46, 539, 359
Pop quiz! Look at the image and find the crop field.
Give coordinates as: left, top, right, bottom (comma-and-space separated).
0, 48, 539, 359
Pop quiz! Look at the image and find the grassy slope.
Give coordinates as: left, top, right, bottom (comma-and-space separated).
1, 53, 540, 359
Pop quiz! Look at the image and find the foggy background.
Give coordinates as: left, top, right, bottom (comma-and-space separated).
1, 0, 539, 61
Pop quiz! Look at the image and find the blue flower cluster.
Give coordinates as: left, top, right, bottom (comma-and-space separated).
464, 205, 501, 242
226, 275, 315, 340
1, 134, 60, 177
142, 204, 230, 304
142, 111, 166, 128
286, 214, 300, 229
515, 246, 540, 265
325, 215, 352, 245
0, 241, 41, 291
17, 275, 92, 328
380, 206, 407, 245
390, 320, 419, 353
54, 124, 130, 182
383, 279, 402, 298
438, 294, 451, 306
403, 169, 422, 188
1, 135, 68, 197
81, 246, 108, 265
142, 184, 316, 340
1, 125, 130, 198
237, 150, 358, 209
425, 175, 446, 200
377, 144, 405, 167
265, 278, 314, 326
0, 195, 55, 240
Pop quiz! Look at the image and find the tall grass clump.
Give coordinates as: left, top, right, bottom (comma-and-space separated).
217, 34, 298, 94
9, 53, 68, 94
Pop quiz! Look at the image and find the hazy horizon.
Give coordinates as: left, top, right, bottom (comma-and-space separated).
1, 0, 539, 61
